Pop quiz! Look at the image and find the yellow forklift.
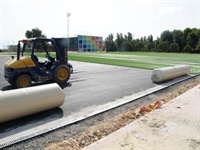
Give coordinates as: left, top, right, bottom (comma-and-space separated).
4, 37, 73, 88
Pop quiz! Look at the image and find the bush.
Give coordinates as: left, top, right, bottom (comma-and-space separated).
183, 45, 193, 53
122, 41, 133, 51
105, 42, 117, 52
169, 43, 179, 52
135, 42, 144, 51
193, 44, 200, 53
157, 41, 168, 52
147, 43, 155, 52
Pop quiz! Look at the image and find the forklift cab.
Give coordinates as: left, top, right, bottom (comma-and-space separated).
21, 38, 72, 73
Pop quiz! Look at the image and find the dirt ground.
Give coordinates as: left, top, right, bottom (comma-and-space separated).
45, 77, 200, 150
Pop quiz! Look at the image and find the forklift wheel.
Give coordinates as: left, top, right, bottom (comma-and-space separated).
54, 65, 70, 84
15, 74, 32, 88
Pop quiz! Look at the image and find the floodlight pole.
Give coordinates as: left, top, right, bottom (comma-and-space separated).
67, 12, 71, 53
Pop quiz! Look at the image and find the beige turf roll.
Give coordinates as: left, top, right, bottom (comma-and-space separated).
0, 83, 65, 123
151, 65, 190, 83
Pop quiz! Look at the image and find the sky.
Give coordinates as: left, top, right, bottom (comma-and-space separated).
0, 0, 199, 49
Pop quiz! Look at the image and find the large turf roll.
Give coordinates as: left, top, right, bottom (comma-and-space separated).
151, 65, 190, 83
0, 83, 65, 123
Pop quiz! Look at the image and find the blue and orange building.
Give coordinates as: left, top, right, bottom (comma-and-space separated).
68, 35, 103, 52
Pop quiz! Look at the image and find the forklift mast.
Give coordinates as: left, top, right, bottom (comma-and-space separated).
17, 41, 21, 60
52, 38, 68, 64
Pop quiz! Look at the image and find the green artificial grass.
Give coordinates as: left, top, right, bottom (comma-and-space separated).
68, 52, 200, 74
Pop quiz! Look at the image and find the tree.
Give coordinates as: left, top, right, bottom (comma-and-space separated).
115, 33, 124, 51
172, 29, 184, 52
105, 34, 117, 52
169, 43, 179, 52
183, 27, 192, 40
157, 41, 168, 52
186, 35, 193, 47
160, 30, 173, 44
124, 32, 133, 42
25, 27, 46, 38
154, 37, 160, 50
140, 36, 148, 45
25, 27, 47, 51
104, 27, 200, 53
131, 40, 137, 51
147, 35, 153, 43
25, 30, 33, 38
187, 29, 199, 48
135, 42, 144, 51
146, 43, 155, 51
194, 43, 200, 53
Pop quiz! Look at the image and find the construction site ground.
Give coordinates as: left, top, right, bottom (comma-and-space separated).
44, 76, 200, 150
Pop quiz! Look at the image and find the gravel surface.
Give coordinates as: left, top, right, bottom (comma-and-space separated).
3, 75, 200, 150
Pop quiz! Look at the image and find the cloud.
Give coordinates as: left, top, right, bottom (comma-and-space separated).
132, 0, 156, 6
159, 6, 183, 15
